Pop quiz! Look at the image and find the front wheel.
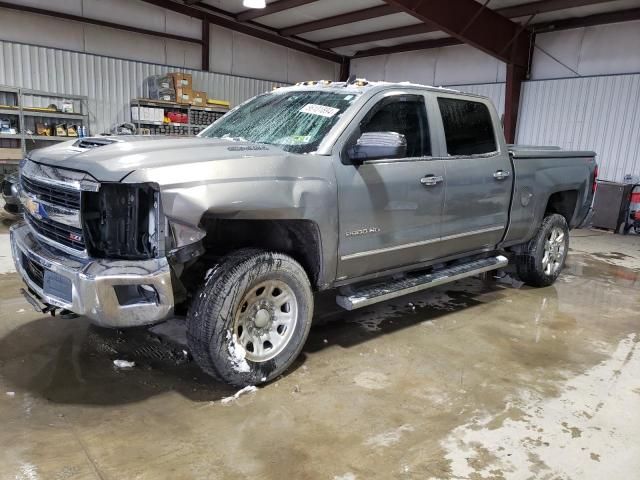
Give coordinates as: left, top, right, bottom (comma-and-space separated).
515, 214, 569, 287
187, 250, 313, 387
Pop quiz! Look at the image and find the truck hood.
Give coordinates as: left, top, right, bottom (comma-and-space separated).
28, 136, 288, 182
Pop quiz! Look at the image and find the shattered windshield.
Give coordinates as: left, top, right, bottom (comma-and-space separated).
200, 90, 360, 154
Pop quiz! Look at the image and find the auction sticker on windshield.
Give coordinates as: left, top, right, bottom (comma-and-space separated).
299, 104, 340, 118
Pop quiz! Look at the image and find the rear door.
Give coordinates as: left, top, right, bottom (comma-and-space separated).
433, 95, 513, 257
334, 91, 445, 280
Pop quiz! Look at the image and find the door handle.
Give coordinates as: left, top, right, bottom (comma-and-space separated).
493, 170, 511, 180
421, 175, 444, 186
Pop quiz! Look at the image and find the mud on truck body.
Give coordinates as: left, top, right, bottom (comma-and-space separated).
11, 80, 597, 386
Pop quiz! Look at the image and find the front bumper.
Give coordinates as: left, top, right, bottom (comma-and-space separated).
10, 222, 174, 328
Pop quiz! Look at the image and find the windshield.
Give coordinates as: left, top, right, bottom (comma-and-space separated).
200, 90, 360, 154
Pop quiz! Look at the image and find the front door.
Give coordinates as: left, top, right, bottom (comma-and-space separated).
335, 93, 445, 280
434, 95, 513, 257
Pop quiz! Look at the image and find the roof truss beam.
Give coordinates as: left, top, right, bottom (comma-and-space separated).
280, 5, 398, 36
377, 0, 531, 66
533, 6, 640, 32
319, 0, 615, 51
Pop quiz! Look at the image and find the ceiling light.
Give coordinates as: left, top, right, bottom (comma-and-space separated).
243, 0, 266, 8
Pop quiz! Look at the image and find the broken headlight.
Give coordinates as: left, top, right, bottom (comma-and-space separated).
82, 183, 161, 260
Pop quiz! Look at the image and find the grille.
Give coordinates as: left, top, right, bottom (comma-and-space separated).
22, 252, 44, 288
21, 175, 81, 210
25, 212, 85, 251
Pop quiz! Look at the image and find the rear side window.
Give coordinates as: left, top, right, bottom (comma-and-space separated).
437, 98, 497, 155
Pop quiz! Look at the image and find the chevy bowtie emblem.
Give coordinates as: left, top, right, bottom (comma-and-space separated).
25, 197, 49, 220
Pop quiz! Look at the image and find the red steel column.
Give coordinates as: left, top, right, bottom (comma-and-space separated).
504, 63, 526, 144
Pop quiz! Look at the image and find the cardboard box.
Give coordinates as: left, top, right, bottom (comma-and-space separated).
170, 73, 192, 89
191, 91, 207, 106
154, 108, 164, 122
176, 86, 193, 104
131, 106, 140, 121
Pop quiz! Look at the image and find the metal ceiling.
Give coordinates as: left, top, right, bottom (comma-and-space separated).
197, 0, 640, 57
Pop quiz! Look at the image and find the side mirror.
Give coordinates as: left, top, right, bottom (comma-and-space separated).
348, 131, 407, 163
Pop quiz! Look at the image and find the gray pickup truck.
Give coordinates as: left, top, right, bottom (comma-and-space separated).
11, 80, 597, 386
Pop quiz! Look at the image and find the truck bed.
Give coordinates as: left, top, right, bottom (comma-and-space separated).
503, 145, 597, 247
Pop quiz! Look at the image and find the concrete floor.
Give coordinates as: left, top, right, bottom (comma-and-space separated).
1, 210, 639, 480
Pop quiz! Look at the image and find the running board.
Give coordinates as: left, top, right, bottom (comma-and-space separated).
336, 255, 508, 310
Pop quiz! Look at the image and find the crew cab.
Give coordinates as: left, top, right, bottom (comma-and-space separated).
11, 80, 597, 386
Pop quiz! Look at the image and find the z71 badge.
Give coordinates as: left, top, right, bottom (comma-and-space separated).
346, 227, 380, 237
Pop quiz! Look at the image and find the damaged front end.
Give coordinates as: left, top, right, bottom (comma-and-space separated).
12, 161, 178, 327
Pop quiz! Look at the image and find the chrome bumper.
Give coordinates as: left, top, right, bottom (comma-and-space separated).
10, 222, 174, 328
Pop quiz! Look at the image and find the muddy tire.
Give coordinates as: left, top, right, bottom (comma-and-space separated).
187, 249, 313, 387
515, 214, 569, 287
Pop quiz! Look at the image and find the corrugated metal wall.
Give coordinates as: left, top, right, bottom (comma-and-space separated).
446, 82, 506, 117
517, 74, 640, 182
0, 40, 285, 135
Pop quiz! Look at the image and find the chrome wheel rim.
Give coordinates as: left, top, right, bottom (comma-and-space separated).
233, 280, 298, 362
542, 226, 566, 276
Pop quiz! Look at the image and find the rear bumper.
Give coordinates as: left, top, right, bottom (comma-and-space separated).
10, 222, 174, 328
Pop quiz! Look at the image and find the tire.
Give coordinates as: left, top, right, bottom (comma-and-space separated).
515, 214, 569, 287
187, 249, 313, 387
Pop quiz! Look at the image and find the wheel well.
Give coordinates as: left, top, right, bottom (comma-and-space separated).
545, 190, 578, 225
200, 218, 323, 289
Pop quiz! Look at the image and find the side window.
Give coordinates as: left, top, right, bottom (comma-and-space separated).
437, 98, 497, 156
360, 97, 431, 158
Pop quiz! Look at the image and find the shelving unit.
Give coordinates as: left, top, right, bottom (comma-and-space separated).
131, 98, 228, 137
0, 85, 90, 166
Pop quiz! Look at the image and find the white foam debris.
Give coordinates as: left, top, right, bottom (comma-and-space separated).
227, 331, 250, 373
365, 424, 415, 448
354, 371, 390, 390
113, 359, 136, 369
17, 309, 25, 313
334, 473, 356, 480
6, 391, 15, 397
221, 385, 258, 404
17, 462, 39, 480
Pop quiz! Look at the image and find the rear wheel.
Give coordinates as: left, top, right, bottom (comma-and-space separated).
515, 214, 569, 287
187, 250, 313, 387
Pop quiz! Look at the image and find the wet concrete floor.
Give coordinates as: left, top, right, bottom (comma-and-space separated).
0, 224, 639, 479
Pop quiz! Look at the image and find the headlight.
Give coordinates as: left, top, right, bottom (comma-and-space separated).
82, 183, 161, 259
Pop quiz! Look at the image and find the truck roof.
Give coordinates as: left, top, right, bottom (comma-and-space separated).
275, 79, 489, 101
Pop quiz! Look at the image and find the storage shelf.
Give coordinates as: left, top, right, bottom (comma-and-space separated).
137, 121, 189, 126
23, 110, 86, 120
191, 105, 229, 113
1, 84, 89, 156
132, 98, 228, 138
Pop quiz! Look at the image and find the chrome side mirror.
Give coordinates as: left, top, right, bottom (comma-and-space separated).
348, 131, 407, 163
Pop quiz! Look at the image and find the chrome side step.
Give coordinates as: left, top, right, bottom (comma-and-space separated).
336, 255, 508, 310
